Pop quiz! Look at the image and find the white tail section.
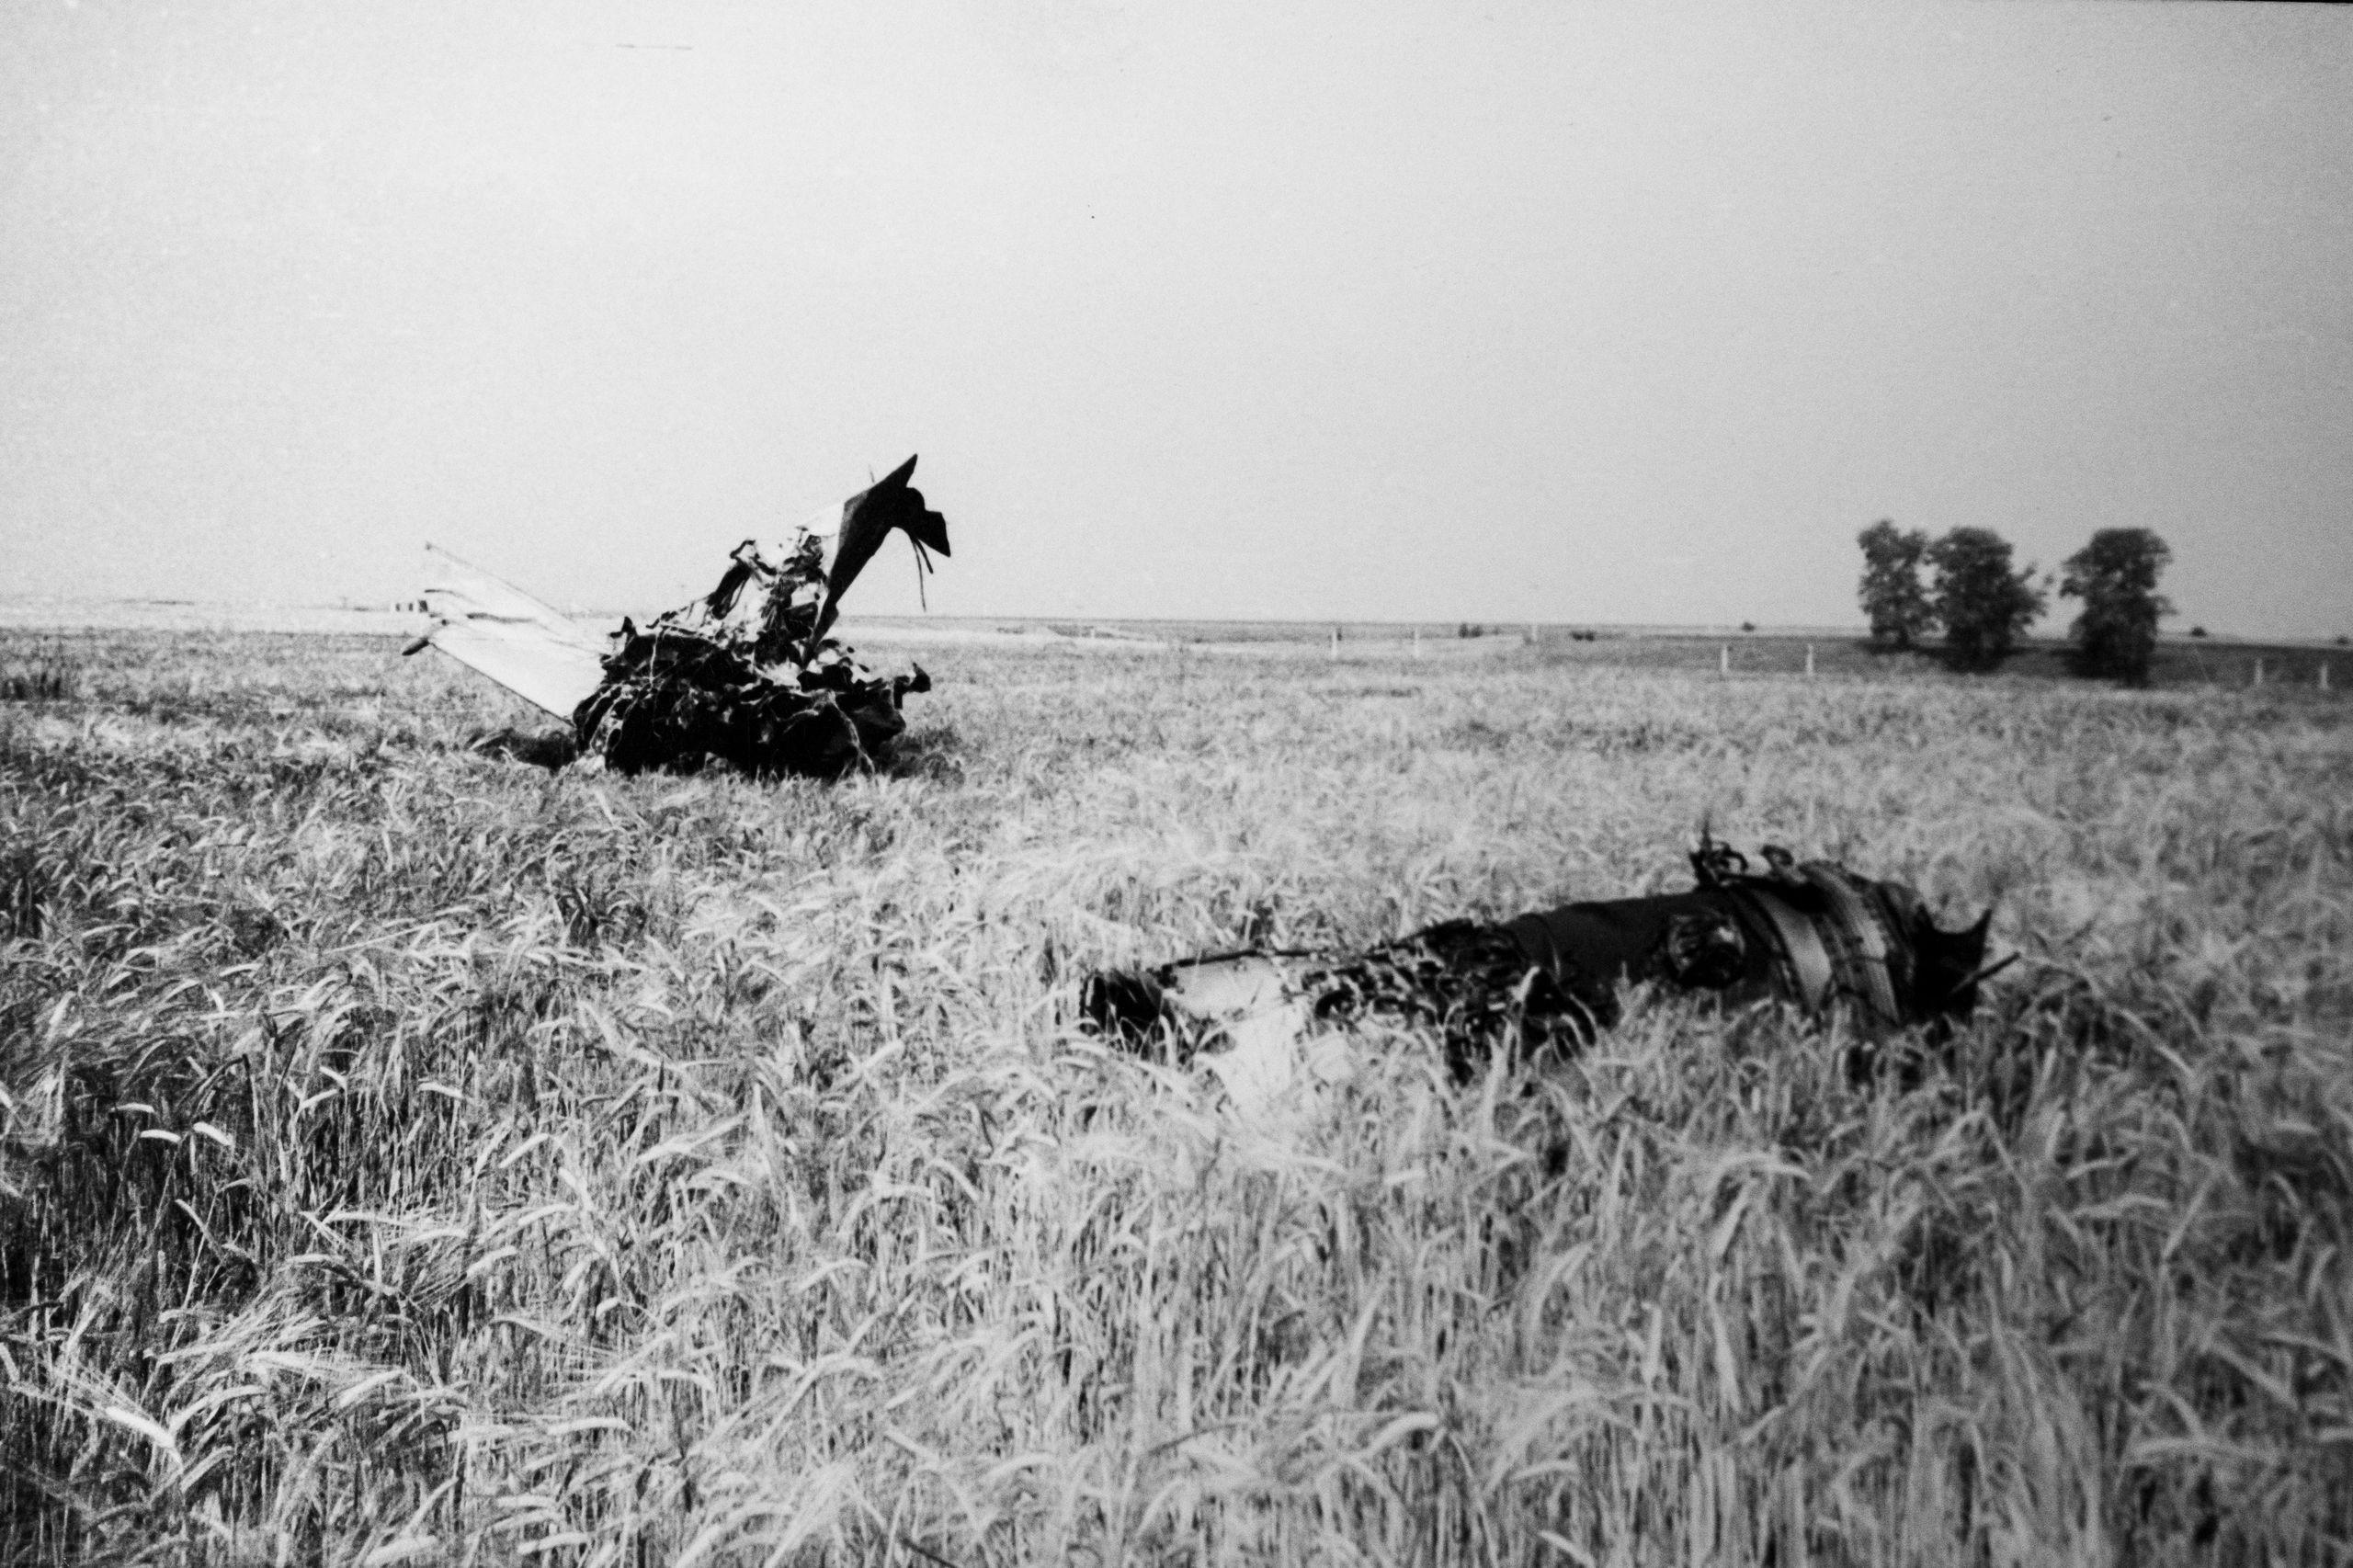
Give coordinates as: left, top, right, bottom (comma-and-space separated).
416, 544, 610, 718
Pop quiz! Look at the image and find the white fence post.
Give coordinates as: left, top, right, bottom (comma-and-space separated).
2255, 658, 2265, 688
1805, 643, 1815, 678
1720, 644, 1730, 676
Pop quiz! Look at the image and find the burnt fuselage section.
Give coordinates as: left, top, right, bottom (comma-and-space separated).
1083, 845, 1994, 1075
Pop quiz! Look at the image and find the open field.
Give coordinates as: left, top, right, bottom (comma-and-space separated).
2, 627, 2349, 1564
7, 600, 2343, 690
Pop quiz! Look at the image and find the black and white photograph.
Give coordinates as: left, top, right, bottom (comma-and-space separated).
3, 1, 2348, 1562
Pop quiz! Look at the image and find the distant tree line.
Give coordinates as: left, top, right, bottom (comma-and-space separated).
1857, 520, 2174, 685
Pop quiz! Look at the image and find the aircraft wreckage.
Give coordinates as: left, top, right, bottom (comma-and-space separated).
1083, 841, 2000, 1100
408, 455, 949, 778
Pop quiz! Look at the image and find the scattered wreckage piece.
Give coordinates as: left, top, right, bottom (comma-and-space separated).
465, 725, 579, 772
1081, 842, 1998, 1091
574, 535, 933, 778
408, 455, 949, 778
407, 544, 609, 718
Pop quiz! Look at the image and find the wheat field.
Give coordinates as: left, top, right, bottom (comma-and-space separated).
2, 626, 2347, 1565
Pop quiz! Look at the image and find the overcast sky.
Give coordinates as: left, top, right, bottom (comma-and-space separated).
5, 1, 2348, 636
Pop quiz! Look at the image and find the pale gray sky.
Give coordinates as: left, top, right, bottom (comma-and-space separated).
4, 1, 2348, 637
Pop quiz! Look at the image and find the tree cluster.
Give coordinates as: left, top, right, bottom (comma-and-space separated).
1857, 520, 2047, 670
1857, 522, 2174, 682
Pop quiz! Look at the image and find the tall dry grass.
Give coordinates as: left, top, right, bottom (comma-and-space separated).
1, 628, 2347, 1564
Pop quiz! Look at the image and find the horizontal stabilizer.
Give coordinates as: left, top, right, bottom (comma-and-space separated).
417, 544, 610, 719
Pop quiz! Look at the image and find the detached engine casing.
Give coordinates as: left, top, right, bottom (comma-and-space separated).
1083, 844, 1995, 1079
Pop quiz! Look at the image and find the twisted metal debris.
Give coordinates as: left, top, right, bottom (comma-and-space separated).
413, 454, 949, 778
1083, 841, 1997, 1080
575, 531, 932, 778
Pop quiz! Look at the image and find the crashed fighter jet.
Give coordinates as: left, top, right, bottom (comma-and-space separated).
410, 455, 949, 778
1082, 841, 1997, 1085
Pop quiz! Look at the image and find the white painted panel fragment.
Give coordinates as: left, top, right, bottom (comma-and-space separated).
416, 544, 611, 718
1159, 954, 1292, 1019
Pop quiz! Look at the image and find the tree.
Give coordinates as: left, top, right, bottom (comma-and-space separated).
1856, 519, 1936, 650
1928, 527, 2045, 670
2060, 528, 2172, 685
